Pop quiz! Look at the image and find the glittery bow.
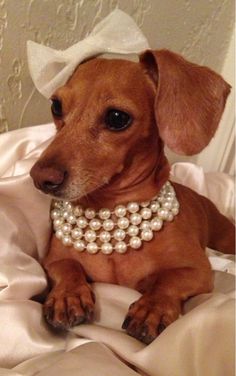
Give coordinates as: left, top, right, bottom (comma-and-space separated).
27, 9, 149, 99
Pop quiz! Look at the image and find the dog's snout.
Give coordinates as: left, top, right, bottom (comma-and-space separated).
30, 163, 67, 194
42, 174, 64, 191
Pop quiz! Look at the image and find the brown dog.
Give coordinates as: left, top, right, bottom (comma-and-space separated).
30, 49, 235, 344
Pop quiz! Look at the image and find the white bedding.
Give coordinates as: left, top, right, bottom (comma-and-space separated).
0, 123, 235, 376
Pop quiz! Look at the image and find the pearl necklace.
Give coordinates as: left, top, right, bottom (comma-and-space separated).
51, 181, 179, 255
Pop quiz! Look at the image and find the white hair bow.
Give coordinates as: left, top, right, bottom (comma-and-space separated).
27, 9, 149, 99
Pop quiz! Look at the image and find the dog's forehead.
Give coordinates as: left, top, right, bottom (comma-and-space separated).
67, 57, 146, 90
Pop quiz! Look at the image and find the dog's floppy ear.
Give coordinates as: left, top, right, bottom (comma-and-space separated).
140, 49, 231, 155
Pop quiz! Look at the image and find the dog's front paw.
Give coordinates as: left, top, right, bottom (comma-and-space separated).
122, 295, 180, 344
43, 284, 95, 330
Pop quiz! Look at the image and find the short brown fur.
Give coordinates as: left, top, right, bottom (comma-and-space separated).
30, 50, 235, 344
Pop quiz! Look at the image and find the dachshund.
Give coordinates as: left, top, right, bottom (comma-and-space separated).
30, 49, 235, 344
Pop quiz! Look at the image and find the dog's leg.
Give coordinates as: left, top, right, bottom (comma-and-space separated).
43, 259, 95, 329
122, 264, 213, 344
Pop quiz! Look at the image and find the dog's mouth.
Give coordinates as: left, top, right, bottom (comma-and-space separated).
33, 176, 105, 203
30, 159, 115, 203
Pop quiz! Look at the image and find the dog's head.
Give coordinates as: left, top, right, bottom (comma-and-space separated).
30, 50, 230, 201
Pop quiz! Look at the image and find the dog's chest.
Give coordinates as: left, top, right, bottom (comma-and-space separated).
72, 244, 158, 289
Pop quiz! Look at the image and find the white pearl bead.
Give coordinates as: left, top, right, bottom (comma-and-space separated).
85, 230, 96, 242
89, 218, 101, 230
172, 200, 179, 208
166, 192, 175, 199
53, 201, 61, 209
141, 229, 153, 241
74, 239, 86, 251
53, 218, 64, 229
150, 201, 160, 212
117, 217, 129, 229
71, 227, 83, 239
113, 229, 126, 241
64, 202, 73, 210
99, 208, 111, 220
61, 223, 72, 234
127, 202, 139, 213
51, 209, 61, 219
99, 231, 111, 243
74, 205, 83, 216
140, 207, 152, 219
157, 208, 169, 220
166, 213, 174, 221
62, 235, 72, 246
114, 205, 127, 217
163, 201, 172, 210
55, 229, 63, 239
140, 221, 151, 230
62, 210, 70, 219
172, 207, 179, 215
85, 208, 96, 219
77, 216, 88, 228
165, 196, 174, 203
151, 217, 163, 231
130, 213, 142, 225
101, 242, 113, 254
103, 219, 114, 231
115, 241, 127, 253
67, 214, 77, 224
87, 242, 98, 254
127, 225, 139, 237
129, 236, 142, 249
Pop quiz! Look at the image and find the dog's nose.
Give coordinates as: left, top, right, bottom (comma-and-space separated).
30, 163, 67, 194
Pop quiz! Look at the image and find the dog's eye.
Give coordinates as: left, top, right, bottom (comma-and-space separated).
105, 109, 132, 131
51, 98, 63, 118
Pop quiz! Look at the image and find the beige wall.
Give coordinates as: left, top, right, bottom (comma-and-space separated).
0, 0, 234, 171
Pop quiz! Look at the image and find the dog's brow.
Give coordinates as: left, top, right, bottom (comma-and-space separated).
99, 92, 115, 103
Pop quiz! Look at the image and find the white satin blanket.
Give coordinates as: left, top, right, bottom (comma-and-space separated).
0, 124, 235, 376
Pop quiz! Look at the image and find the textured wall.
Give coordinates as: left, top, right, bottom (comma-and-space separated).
0, 0, 234, 134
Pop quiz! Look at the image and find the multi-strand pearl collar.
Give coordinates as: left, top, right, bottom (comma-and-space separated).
51, 181, 179, 255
